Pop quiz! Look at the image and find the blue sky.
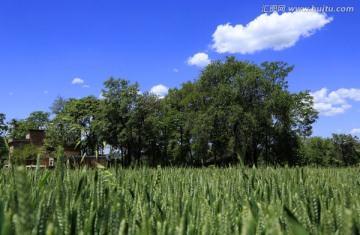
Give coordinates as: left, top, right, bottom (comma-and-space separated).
0, 0, 359, 137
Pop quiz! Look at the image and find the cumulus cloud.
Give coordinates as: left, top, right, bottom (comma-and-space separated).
187, 52, 211, 67
72, 78, 84, 84
212, 11, 333, 54
311, 88, 360, 116
150, 84, 169, 97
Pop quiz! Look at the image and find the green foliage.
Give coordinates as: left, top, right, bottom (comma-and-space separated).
162, 57, 318, 166
10, 145, 44, 165
332, 134, 360, 166
301, 137, 335, 166
98, 78, 140, 166
44, 97, 83, 155
0, 137, 9, 160
50, 95, 67, 115
47, 57, 316, 167
3, 57, 321, 167
0, 167, 359, 234
0, 113, 6, 136
0, 113, 9, 162
58, 96, 102, 156
26, 111, 50, 130
7, 119, 29, 139
300, 135, 360, 166
8, 111, 50, 139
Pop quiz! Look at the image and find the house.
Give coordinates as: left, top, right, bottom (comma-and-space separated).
5, 129, 108, 169
6, 130, 56, 168
8, 129, 45, 153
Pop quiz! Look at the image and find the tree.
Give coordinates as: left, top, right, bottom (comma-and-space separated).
130, 92, 165, 166
50, 96, 67, 115
45, 97, 79, 155
300, 137, 335, 166
292, 91, 318, 139
97, 77, 139, 166
7, 111, 50, 139
45, 96, 102, 156
35, 57, 319, 167
0, 113, 9, 158
26, 111, 50, 130
171, 57, 318, 166
163, 83, 200, 165
63, 96, 102, 156
0, 113, 6, 136
10, 144, 44, 165
7, 118, 29, 139
332, 134, 360, 166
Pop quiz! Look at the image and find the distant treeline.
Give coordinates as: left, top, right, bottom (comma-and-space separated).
1, 57, 359, 167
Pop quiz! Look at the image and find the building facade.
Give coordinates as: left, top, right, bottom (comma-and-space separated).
5, 130, 108, 169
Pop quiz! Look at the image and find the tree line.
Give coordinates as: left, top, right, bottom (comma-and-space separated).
1, 57, 359, 167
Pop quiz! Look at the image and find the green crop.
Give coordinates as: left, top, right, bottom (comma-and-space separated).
0, 166, 359, 234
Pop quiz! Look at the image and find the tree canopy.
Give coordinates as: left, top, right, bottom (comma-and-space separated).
0, 113, 8, 158
7, 111, 50, 139
2, 57, 359, 167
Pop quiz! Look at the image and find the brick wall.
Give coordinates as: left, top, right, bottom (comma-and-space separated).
28, 130, 46, 146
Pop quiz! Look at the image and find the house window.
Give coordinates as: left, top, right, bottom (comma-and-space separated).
49, 158, 54, 167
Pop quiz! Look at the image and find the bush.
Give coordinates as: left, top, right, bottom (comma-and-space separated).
10, 145, 44, 165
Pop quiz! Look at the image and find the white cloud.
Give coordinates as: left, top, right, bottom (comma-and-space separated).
44, 90, 49, 94
72, 78, 84, 84
98, 93, 104, 99
83, 84, 90, 88
351, 128, 360, 134
212, 11, 333, 54
150, 84, 168, 97
173, 68, 179, 72
187, 52, 211, 67
311, 88, 360, 116
334, 88, 360, 101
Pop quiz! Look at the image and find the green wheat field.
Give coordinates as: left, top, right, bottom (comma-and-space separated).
1, 166, 359, 235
